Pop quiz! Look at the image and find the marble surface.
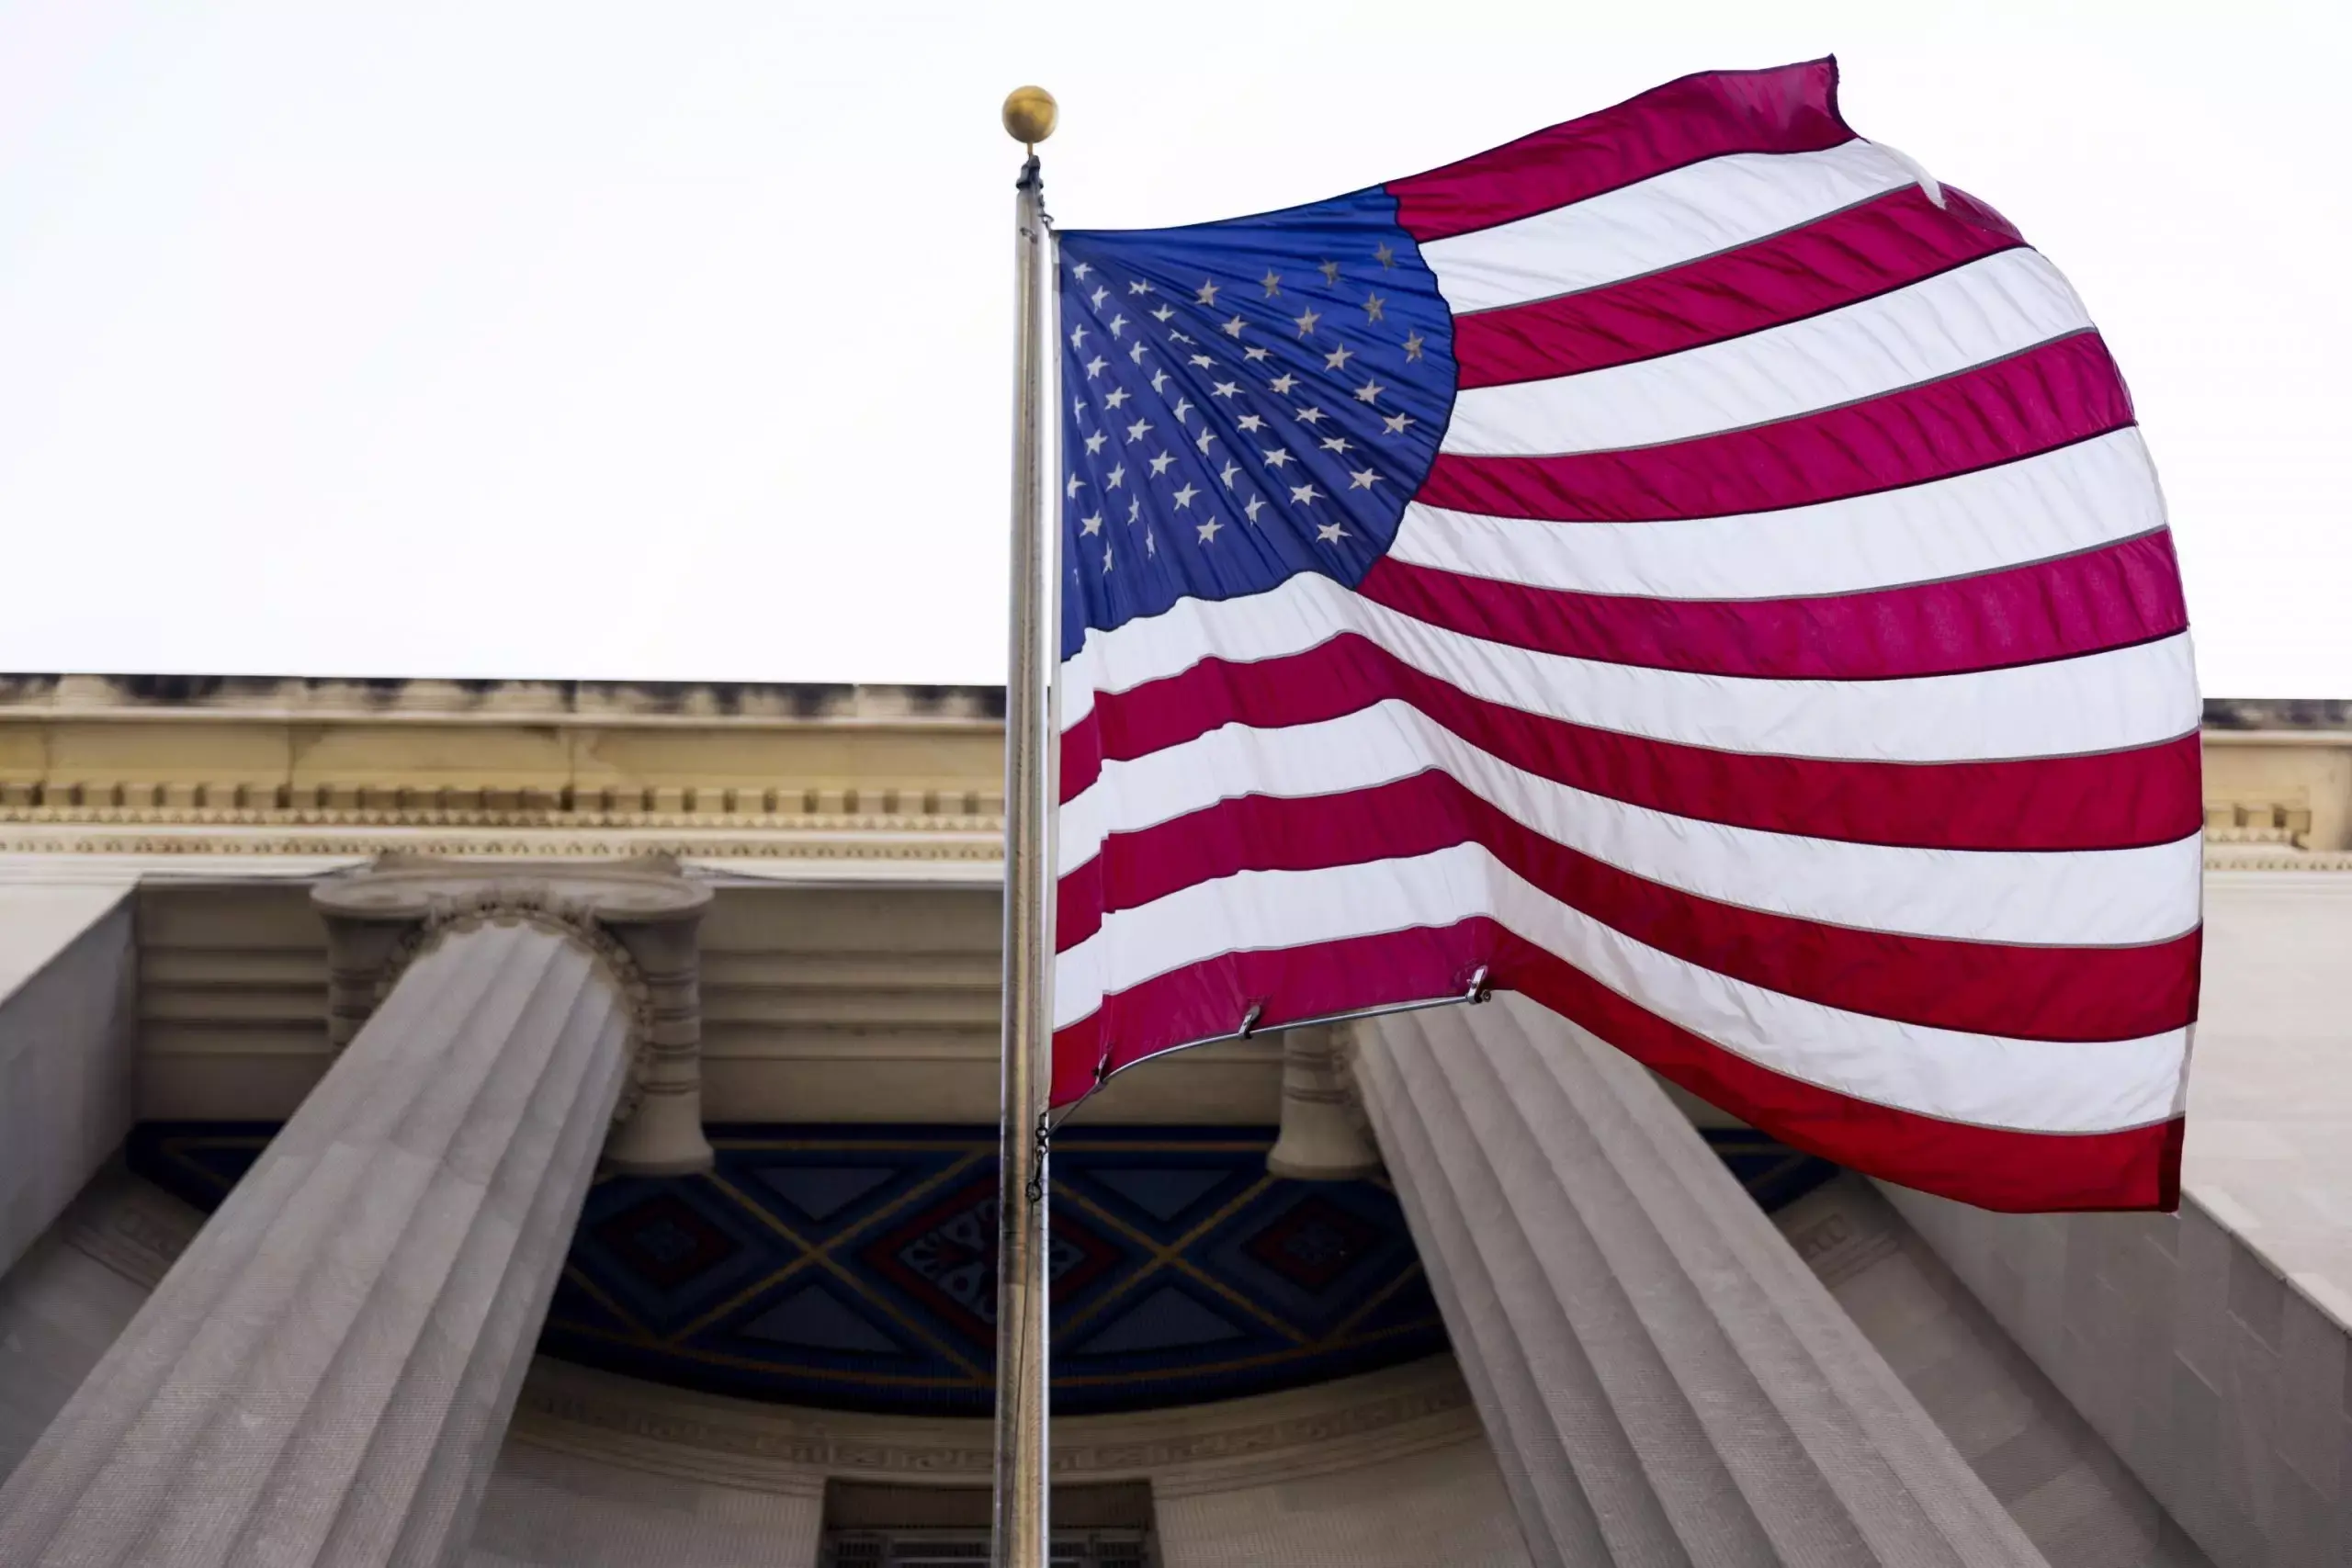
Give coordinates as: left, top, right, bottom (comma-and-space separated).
0, 881, 137, 1278
0, 882, 132, 997
1871, 872, 2352, 1567
2180, 872, 2352, 1329
0, 1180, 160, 1485
1780, 1175, 2211, 1567
1359, 994, 2046, 1568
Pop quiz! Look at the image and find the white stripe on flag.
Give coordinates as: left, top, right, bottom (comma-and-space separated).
1416, 140, 1917, 315
1058, 572, 2201, 764
1058, 698, 2204, 947
1438, 248, 2092, 457
1050, 840, 2189, 1135
1386, 428, 2165, 599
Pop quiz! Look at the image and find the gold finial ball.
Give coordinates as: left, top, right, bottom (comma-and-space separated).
1001, 85, 1057, 146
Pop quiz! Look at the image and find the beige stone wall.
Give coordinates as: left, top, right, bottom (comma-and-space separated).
466, 1444, 824, 1568
482, 1375, 1528, 1568
1151, 1438, 1530, 1568
128, 876, 1289, 1127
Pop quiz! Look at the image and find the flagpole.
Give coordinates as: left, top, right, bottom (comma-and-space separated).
993, 84, 1058, 1568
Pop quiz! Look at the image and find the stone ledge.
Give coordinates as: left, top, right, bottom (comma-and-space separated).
0, 675, 1010, 869
504, 1354, 1481, 1498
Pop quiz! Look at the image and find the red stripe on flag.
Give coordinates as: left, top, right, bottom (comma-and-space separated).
1049, 920, 2183, 1212
1056, 770, 2199, 1041
1058, 635, 2203, 851
1386, 60, 1854, 243
1416, 332, 2134, 523
1355, 531, 2188, 681
1452, 185, 2023, 389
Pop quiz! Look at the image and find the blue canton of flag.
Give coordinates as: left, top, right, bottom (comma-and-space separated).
1056, 192, 1456, 660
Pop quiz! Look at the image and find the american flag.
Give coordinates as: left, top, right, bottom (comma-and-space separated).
1048, 60, 2199, 1213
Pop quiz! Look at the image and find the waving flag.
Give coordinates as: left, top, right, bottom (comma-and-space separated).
1050, 59, 2199, 1212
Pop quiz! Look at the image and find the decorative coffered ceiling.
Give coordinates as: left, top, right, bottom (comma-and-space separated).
127, 1121, 1834, 1417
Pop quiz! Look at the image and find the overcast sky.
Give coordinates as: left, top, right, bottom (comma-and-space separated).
1, 1, 2342, 694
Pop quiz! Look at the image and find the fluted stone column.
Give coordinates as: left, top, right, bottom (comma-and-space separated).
1354, 994, 2050, 1568
0, 860, 708, 1568
1266, 1024, 1382, 1180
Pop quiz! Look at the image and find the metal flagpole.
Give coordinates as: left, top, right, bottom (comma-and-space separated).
993, 83, 1058, 1568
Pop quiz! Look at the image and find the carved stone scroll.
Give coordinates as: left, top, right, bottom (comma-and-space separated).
314, 853, 714, 1175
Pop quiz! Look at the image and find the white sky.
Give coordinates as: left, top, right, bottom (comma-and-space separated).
0, 1, 2343, 694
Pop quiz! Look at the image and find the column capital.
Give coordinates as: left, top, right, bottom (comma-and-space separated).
313, 853, 714, 1174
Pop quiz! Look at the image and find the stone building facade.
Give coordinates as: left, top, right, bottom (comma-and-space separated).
0, 675, 2344, 1566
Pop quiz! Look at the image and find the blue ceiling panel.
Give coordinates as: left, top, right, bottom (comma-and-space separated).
125, 1119, 1832, 1416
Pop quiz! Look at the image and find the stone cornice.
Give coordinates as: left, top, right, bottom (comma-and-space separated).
0, 676, 1007, 866
2202, 697, 2352, 732
0, 829, 1004, 872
